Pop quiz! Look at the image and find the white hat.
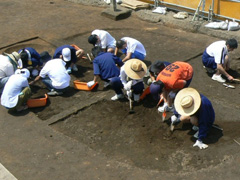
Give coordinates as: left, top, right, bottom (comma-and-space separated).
174, 87, 201, 116
15, 68, 30, 79
62, 48, 71, 62
124, 59, 147, 80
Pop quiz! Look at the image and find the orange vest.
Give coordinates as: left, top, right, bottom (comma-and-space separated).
156, 61, 193, 90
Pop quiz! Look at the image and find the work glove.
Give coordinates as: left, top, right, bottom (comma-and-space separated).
124, 81, 132, 91
87, 80, 95, 87
193, 140, 208, 149
126, 90, 132, 99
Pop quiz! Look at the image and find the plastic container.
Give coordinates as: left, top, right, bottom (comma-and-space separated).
74, 80, 98, 91
27, 94, 48, 108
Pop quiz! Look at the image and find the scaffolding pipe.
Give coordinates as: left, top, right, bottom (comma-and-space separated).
158, 1, 240, 22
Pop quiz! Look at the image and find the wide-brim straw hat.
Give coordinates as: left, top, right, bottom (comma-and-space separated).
124, 59, 147, 80
4, 51, 20, 64
174, 87, 201, 116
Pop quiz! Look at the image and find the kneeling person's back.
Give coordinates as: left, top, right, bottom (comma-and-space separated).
40, 58, 70, 89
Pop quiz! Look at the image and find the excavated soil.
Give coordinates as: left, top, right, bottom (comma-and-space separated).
2, 1, 240, 175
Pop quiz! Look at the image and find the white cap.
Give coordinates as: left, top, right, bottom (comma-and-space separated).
15, 68, 30, 79
62, 48, 71, 62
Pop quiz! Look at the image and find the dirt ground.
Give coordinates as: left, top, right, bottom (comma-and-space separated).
1, 0, 240, 178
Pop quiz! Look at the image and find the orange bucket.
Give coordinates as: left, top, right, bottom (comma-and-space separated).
27, 94, 48, 108
74, 80, 98, 91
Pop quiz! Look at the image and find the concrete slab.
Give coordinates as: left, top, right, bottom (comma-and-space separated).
0, 163, 17, 180
101, 7, 132, 20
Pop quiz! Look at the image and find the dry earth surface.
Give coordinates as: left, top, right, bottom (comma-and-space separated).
1, 0, 240, 179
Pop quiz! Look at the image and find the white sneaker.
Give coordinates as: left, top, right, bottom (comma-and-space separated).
212, 74, 226, 83
133, 93, 140, 102
66, 67, 72, 74
72, 64, 78, 71
111, 94, 124, 101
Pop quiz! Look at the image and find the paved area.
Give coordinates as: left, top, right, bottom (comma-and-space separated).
0, 0, 240, 180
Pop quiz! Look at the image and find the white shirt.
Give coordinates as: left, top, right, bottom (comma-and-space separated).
1, 74, 29, 108
121, 37, 146, 56
39, 59, 70, 89
206, 40, 228, 64
0, 55, 14, 79
92, 29, 116, 49
120, 64, 143, 86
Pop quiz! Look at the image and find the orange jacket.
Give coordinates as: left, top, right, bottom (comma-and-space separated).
156, 61, 193, 90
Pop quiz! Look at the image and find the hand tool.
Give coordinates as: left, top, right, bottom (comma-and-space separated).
223, 83, 235, 89
233, 78, 240, 82
128, 89, 135, 114
162, 110, 167, 122
86, 53, 93, 63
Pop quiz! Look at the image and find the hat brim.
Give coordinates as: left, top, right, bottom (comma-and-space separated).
174, 87, 201, 116
4, 52, 19, 66
63, 56, 71, 62
124, 59, 147, 80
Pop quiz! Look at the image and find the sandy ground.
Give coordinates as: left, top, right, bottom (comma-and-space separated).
1, 0, 240, 179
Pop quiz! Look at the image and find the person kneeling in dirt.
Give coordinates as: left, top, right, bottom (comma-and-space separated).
0, 51, 21, 94
150, 61, 193, 113
202, 38, 238, 83
87, 46, 123, 88
53, 45, 84, 74
88, 29, 116, 53
1, 68, 31, 112
110, 58, 147, 102
18, 47, 43, 77
114, 37, 146, 62
171, 87, 215, 150
29, 58, 71, 96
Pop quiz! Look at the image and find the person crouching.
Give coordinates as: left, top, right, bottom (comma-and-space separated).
1, 68, 31, 112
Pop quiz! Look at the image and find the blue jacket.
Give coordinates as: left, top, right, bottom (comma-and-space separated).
93, 52, 123, 80
18, 47, 42, 67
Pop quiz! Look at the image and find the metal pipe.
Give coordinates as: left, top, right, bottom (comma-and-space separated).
111, 0, 117, 11
158, 1, 240, 22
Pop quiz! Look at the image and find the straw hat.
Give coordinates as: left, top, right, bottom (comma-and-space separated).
174, 87, 201, 116
4, 51, 20, 64
124, 59, 147, 80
